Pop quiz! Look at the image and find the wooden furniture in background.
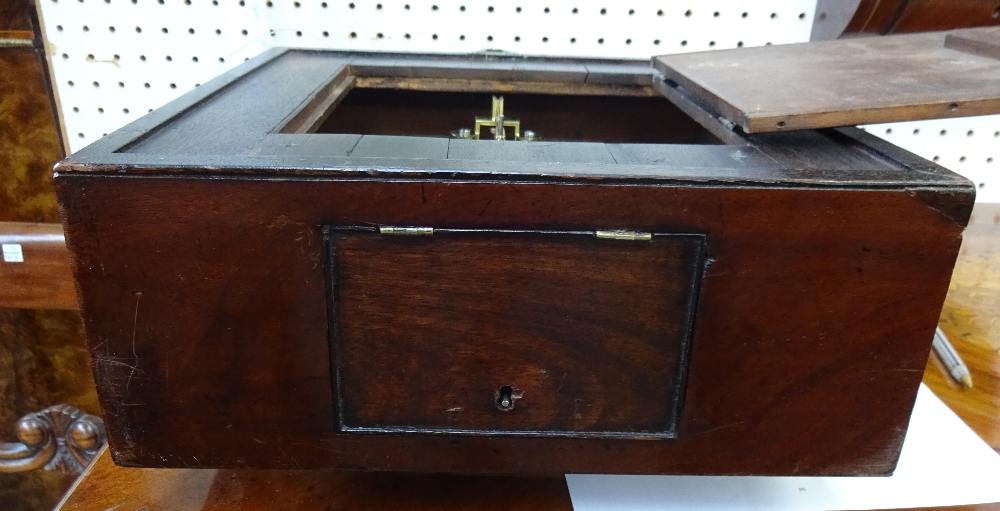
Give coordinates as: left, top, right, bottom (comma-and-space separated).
0, 405, 105, 474
844, 0, 1000, 36
813, 1, 1000, 42
0, 222, 77, 310
0, 1, 99, 510
0, 4, 64, 223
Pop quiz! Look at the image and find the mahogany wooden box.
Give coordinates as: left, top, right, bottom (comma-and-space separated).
55, 41, 981, 476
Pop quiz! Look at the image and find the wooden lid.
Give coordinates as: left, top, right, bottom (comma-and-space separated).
653, 27, 1000, 133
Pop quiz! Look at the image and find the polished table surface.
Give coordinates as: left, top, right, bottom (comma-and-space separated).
924, 204, 1000, 450
56, 204, 1000, 511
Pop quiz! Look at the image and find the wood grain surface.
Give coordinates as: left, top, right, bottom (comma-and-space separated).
56, 175, 969, 475
923, 203, 1000, 451
0, 47, 64, 223
52, 205, 1000, 511
333, 231, 701, 437
654, 27, 1000, 133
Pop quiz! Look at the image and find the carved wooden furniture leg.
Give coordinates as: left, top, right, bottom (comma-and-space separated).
0, 405, 105, 474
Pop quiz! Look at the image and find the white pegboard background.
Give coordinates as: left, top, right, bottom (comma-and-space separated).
36, 0, 998, 202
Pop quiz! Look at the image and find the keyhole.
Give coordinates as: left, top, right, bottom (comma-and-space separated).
498, 386, 513, 409
495, 385, 521, 411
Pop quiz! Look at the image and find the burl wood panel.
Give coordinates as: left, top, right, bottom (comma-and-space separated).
0, 47, 64, 223
0, 0, 34, 39
654, 28, 1000, 133
332, 231, 702, 437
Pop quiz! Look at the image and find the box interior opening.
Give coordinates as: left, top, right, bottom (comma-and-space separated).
314, 88, 722, 145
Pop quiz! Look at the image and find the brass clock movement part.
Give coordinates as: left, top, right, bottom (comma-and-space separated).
452, 96, 535, 141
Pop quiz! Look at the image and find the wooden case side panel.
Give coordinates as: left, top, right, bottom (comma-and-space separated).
55, 175, 970, 475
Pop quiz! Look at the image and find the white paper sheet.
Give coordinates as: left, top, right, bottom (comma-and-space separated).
567, 384, 1000, 511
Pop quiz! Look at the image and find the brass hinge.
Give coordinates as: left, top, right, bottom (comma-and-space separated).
594, 230, 652, 241
379, 226, 434, 236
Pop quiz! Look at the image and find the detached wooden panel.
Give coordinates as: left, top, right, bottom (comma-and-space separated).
0, 223, 76, 310
654, 27, 1000, 133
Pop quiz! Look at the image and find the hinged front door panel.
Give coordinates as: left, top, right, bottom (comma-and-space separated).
327, 228, 705, 439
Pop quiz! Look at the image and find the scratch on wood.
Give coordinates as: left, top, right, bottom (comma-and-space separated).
693, 421, 745, 436
276, 445, 301, 469
478, 199, 492, 216
290, 442, 345, 455
124, 292, 142, 397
